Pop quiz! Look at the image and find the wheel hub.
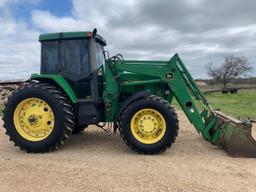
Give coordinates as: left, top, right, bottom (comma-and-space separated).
13, 98, 55, 142
131, 108, 166, 144
138, 115, 158, 134
27, 115, 39, 125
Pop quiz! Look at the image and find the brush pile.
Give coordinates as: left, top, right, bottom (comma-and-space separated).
0, 80, 25, 105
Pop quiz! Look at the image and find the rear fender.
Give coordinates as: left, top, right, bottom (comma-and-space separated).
30, 74, 78, 103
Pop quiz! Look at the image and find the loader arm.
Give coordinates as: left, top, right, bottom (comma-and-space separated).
113, 54, 256, 157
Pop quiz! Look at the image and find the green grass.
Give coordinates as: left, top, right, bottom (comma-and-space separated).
205, 89, 256, 119
0, 105, 3, 117
172, 89, 256, 120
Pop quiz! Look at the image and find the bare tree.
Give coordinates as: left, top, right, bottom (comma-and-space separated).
207, 56, 252, 88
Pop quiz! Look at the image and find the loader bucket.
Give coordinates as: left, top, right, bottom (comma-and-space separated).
215, 111, 256, 158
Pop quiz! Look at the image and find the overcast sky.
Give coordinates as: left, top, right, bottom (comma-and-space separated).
0, 0, 255, 80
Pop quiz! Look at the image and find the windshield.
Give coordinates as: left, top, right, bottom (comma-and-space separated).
96, 43, 105, 69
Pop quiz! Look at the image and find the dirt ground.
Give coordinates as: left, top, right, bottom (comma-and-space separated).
0, 111, 255, 192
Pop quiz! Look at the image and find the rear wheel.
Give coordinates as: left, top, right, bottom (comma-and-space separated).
3, 82, 74, 153
118, 95, 179, 154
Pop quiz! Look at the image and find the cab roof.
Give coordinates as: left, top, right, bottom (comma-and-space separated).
39, 31, 107, 46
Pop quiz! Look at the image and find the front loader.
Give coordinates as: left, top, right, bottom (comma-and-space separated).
3, 29, 256, 157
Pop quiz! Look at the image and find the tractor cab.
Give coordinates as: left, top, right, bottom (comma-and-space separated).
39, 30, 106, 100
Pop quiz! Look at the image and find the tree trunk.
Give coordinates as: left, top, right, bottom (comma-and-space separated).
223, 81, 227, 89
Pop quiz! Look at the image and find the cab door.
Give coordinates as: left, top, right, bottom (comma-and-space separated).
60, 39, 92, 99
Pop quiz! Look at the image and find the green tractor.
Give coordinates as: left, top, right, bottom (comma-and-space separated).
3, 29, 256, 156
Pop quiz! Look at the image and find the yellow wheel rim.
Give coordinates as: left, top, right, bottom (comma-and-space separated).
13, 98, 55, 142
130, 108, 166, 144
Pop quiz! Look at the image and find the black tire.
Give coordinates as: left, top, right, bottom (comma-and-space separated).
230, 88, 238, 94
222, 89, 229, 94
118, 95, 179, 154
3, 82, 74, 153
72, 125, 88, 134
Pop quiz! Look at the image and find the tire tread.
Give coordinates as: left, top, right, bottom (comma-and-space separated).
2, 82, 75, 153
118, 95, 179, 154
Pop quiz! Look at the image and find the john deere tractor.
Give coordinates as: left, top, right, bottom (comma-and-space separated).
3, 29, 256, 157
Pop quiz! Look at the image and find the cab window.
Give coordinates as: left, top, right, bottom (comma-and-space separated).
96, 43, 105, 69
41, 41, 59, 74
60, 39, 89, 81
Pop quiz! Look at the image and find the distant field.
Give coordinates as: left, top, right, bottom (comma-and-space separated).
173, 89, 256, 120
200, 83, 256, 92
205, 89, 256, 119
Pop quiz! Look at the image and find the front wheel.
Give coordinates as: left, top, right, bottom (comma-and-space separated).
118, 95, 179, 154
3, 82, 74, 153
